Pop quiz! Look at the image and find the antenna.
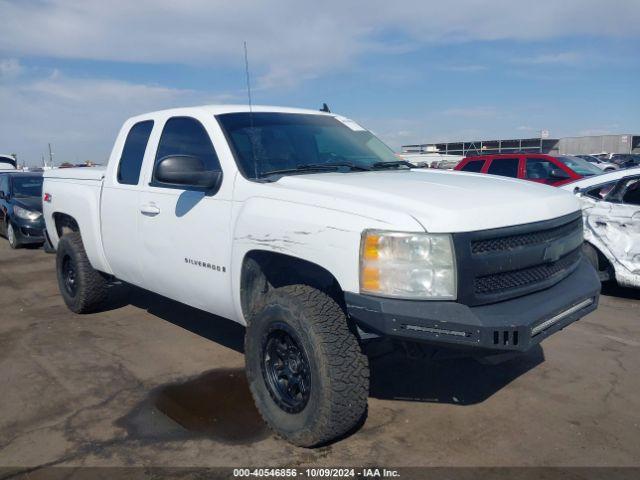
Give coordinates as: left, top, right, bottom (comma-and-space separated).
243, 41, 253, 115
243, 41, 259, 179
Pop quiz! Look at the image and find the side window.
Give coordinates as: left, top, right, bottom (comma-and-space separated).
487, 158, 519, 178
621, 178, 640, 206
525, 158, 554, 179
0, 175, 8, 195
154, 117, 221, 176
117, 121, 154, 185
584, 182, 617, 200
461, 160, 484, 172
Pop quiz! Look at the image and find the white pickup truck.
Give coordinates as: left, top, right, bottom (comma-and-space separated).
43, 105, 600, 447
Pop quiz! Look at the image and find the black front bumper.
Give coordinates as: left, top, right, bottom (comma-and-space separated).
12, 217, 45, 244
346, 258, 600, 352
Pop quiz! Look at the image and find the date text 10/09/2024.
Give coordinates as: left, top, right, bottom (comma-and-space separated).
233, 468, 400, 478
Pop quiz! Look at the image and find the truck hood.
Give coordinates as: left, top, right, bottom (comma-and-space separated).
275, 169, 580, 233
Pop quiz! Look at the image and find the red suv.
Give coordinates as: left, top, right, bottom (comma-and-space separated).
455, 153, 602, 186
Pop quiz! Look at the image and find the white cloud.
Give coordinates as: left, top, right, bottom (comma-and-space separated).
1, 1, 639, 87
0, 72, 235, 165
513, 51, 586, 66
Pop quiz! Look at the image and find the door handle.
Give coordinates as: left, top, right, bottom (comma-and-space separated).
140, 203, 160, 216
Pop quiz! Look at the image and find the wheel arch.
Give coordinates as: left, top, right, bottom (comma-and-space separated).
239, 249, 347, 325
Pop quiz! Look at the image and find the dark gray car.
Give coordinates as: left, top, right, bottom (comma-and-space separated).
0, 172, 45, 249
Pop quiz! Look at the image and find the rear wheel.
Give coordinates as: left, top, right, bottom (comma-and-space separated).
245, 284, 369, 447
7, 222, 20, 249
56, 232, 108, 313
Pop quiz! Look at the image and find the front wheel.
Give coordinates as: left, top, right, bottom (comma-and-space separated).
245, 284, 369, 447
7, 222, 20, 249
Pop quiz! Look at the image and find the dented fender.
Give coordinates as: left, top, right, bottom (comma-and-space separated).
229, 195, 424, 324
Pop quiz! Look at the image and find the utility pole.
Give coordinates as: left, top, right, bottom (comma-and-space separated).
48, 143, 54, 167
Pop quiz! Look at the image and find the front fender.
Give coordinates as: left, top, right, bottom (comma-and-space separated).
230, 197, 423, 324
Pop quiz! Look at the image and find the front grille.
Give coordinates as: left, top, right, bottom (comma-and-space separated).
471, 217, 582, 254
20, 227, 43, 237
475, 248, 580, 295
453, 212, 584, 306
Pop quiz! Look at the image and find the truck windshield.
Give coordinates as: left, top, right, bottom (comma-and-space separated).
216, 112, 399, 179
557, 156, 603, 176
12, 176, 43, 198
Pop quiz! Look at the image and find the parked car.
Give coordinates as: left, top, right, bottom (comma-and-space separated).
561, 167, 640, 288
455, 153, 603, 186
609, 153, 640, 169
0, 154, 17, 171
575, 154, 618, 172
0, 172, 45, 248
43, 105, 599, 447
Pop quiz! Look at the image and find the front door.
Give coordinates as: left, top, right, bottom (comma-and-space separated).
138, 115, 234, 319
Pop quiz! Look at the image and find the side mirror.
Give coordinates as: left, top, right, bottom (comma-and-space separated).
550, 168, 570, 179
154, 155, 222, 190
0, 191, 4, 200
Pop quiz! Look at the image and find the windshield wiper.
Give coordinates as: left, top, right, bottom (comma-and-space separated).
371, 160, 415, 170
260, 162, 369, 178
305, 162, 371, 171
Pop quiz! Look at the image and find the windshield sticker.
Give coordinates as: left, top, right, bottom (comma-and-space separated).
335, 116, 366, 131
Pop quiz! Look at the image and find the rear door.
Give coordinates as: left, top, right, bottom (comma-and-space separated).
485, 157, 522, 179
138, 114, 234, 318
101, 120, 155, 286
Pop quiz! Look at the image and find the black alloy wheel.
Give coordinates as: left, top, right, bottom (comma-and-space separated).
61, 254, 78, 297
261, 322, 311, 414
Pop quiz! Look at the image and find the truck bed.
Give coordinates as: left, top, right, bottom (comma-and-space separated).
44, 167, 106, 181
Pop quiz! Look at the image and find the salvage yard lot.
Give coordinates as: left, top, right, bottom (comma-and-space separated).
1, 241, 640, 469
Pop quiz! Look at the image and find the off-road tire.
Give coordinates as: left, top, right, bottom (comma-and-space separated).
245, 284, 369, 447
56, 232, 108, 313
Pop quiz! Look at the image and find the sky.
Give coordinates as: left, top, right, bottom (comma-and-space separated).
1, 0, 639, 166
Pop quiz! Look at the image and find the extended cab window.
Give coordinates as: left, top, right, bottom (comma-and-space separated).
487, 158, 519, 178
154, 117, 221, 183
461, 160, 484, 172
117, 121, 154, 185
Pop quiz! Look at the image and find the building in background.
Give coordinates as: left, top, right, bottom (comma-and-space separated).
403, 134, 640, 157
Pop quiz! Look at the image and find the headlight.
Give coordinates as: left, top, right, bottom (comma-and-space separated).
13, 205, 42, 221
360, 230, 456, 300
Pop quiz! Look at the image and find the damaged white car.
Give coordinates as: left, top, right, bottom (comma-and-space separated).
562, 167, 640, 288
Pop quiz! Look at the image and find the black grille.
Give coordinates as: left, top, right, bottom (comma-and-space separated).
452, 212, 584, 306
471, 217, 583, 254
474, 249, 580, 295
